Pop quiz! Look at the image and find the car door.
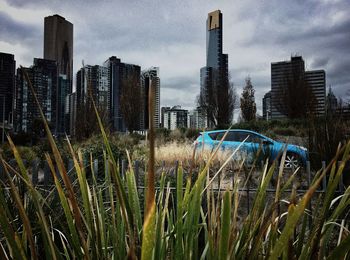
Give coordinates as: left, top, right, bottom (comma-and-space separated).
246, 133, 274, 162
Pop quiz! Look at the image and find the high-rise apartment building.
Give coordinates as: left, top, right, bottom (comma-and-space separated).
104, 56, 141, 132
76, 65, 109, 110
0, 52, 16, 127
15, 59, 58, 134
200, 10, 229, 127
270, 56, 326, 119
162, 106, 188, 130
141, 67, 160, 129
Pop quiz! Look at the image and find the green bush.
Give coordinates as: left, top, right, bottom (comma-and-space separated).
272, 127, 296, 136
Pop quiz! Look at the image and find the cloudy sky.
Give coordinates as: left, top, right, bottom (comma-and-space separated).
1, 0, 349, 115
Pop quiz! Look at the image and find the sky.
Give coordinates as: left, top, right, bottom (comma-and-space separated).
1, 0, 349, 116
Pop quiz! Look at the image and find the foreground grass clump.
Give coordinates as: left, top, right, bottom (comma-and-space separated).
0, 130, 350, 259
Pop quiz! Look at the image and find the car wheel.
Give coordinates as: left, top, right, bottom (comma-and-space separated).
284, 152, 302, 169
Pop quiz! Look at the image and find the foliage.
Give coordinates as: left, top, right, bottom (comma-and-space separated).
240, 77, 257, 121
308, 113, 350, 169
75, 86, 109, 141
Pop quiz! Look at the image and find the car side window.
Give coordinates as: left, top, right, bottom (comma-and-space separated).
224, 132, 236, 141
213, 131, 235, 141
246, 133, 264, 143
234, 131, 250, 142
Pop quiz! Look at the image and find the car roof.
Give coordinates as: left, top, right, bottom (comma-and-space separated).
201, 129, 274, 141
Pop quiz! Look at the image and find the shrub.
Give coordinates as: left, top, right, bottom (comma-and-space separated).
273, 127, 296, 136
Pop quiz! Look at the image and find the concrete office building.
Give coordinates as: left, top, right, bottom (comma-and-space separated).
0, 52, 15, 129
44, 14, 73, 91
305, 70, 326, 116
44, 14, 73, 134
141, 67, 160, 129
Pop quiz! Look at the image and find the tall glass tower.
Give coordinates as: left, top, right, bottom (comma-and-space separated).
200, 10, 229, 127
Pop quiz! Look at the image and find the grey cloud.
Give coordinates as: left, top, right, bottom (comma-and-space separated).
2, 0, 350, 110
0, 11, 40, 43
311, 57, 329, 68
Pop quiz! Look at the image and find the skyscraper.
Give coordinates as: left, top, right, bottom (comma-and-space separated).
44, 14, 73, 91
44, 14, 73, 134
0, 52, 15, 127
141, 67, 160, 129
200, 10, 229, 127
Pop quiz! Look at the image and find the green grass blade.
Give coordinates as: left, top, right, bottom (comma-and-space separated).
219, 191, 231, 260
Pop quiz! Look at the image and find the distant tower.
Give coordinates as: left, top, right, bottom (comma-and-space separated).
44, 14, 73, 92
200, 10, 229, 127
44, 14, 73, 134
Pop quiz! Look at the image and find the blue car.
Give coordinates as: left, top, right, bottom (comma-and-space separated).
195, 129, 308, 168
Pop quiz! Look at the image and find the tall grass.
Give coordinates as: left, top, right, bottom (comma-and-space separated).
0, 69, 349, 259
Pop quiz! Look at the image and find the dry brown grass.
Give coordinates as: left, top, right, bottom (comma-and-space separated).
155, 141, 245, 166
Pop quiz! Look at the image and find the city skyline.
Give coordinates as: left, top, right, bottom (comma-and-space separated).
1, 0, 349, 114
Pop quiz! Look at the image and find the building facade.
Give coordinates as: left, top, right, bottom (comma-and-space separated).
76, 65, 109, 111
270, 56, 326, 119
305, 70, 326, 116
44, 14, 73, 134
141, 67, 160, 129
15, 59, 58, 134
162, 106, 188, 130
0, 52, 16, 128
44, 14, 73, 92
262, 91, 271, 120
104, 56, 141, 132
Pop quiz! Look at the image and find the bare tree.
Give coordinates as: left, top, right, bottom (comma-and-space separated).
240, 77, 256, 121
120, 74, 142, 132
276, 70, 317, 119
75, 86, 109, 141
197, 73, 237, 128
